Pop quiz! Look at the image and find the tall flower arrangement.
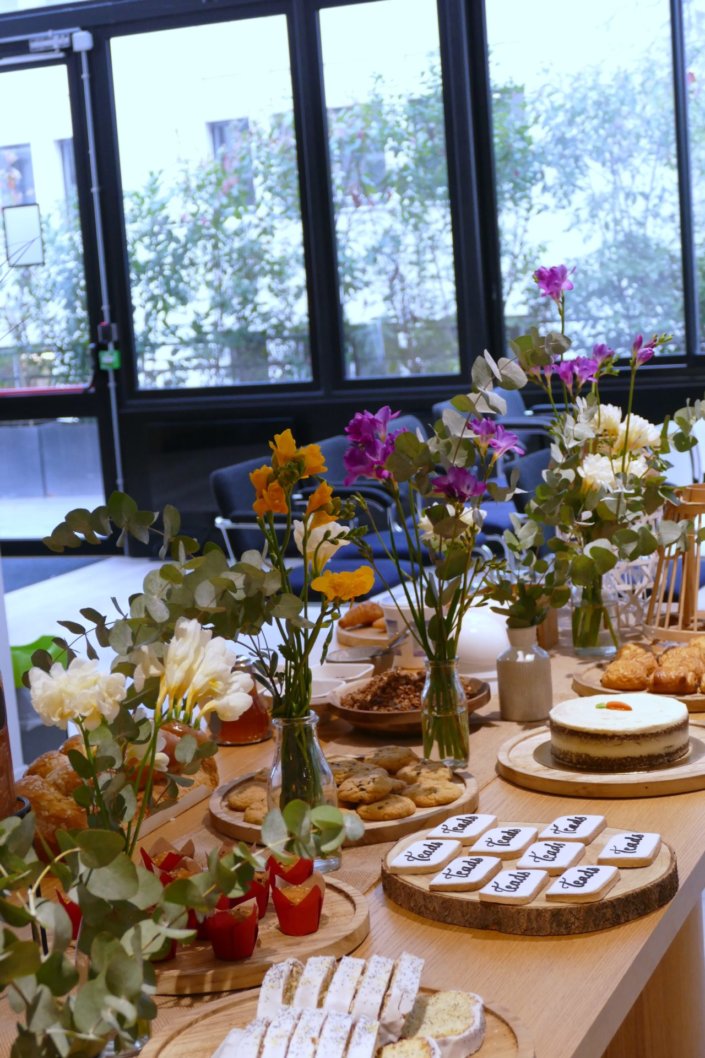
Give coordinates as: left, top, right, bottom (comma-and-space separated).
343, 377, 525, 765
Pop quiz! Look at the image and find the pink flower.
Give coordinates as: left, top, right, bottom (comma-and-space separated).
592, 342, 615, 364
533, 264, 576, 303
432, 466, 487, 501
631, 334, 656, 365
343, 407, 405, 484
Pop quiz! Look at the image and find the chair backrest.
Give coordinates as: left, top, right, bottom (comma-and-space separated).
512, 447, 551, 514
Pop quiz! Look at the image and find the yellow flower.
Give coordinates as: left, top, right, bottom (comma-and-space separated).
250, 464, 288, 516
270, 428, 299, 467
311, 565, 375, 601
305, 480, 333, 514
300, 443, 326, 477
250, 464, 274, 494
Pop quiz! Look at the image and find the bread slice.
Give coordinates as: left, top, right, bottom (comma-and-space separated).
292, 956, 337, 1009
350, 955, 395, 1020
257, 959, 304, 1019
403, 991, 485, 1058
323, 956, 366, 1014
379, 1040, 441, 1058
379, 953, 424, 1044
316, 1012, 353, 1058
287, 1008, 326, 1058
344, 1016, 380, 1058
230, 1018, 268, 1058
260, 1008, 300, 1058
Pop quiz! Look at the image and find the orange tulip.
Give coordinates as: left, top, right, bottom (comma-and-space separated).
311, 565, 374, 602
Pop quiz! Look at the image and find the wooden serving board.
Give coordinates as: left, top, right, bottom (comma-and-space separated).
571, 664, 705, 712
336, 623, 391, 649
381, 823, 678, 937
209, 770, 479, 847
496, 722, 705, 798
145, 986, 534, 1058
154, 878, 368, 995
329, 676, 492, 735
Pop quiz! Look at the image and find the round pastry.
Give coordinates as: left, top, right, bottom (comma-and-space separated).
404, 781, 461, 808
549, 693, 690, 772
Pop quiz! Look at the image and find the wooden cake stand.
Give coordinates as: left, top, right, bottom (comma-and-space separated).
381, 822, 677, 937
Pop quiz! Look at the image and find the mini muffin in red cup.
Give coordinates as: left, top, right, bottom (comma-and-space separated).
271, 873, 325, 936
206, 899, 259, 961
230, 869, 270, 918
267, 855, 314, 886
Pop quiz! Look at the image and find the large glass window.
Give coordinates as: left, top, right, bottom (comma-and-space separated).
111, 18, 311, 390
320, 0, 460, 379
685, 0, 705, 353
487, 0, 683, 358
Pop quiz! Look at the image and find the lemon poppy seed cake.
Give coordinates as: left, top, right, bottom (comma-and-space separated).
549, 693, 690, 772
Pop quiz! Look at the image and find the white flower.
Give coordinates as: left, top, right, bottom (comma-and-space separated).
578, 454, 616, 491
419, 504, 484, 551
131, 644, 164, 693
29, 657, 126, 731
615, 413, 661, 453
125, 732, 169, 772
622, 453, 650, 479
202, 669, 255, 722
293, 519, 350, 571
162, 617, 213, 705
595, 403, 622, 440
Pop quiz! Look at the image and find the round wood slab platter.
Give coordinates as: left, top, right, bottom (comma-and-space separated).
209, 770, 479, 848
154, 878, 368, 995
571, 664, 705, 712
381, 823, 678, 937
329, 676, 492, 735
336, 623, 391, 649
146, 985, 534, 1058
496, 721, 705, 798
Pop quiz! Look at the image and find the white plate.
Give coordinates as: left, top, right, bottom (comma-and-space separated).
310, 661, 374, 683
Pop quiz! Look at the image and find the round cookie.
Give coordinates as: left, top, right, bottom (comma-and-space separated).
243, 800, 268, 824
226, 783, 267, 811
329, 757, 364, 784
338, 771, 395, 805
356, 794, 416, 821
366, 746, 420, 774
404, 781, 461, 808
396, 761, 453, 785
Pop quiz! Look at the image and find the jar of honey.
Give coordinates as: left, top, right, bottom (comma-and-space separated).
208, 657, 271, 746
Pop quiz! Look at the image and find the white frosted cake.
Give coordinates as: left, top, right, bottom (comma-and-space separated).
549, 693, 689, 771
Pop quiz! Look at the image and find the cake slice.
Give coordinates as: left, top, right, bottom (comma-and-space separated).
379, 953, 424, 1044
402, 991, 485, 1058
323, 957, 366, 1014
260, 1008, 300, 1058
292, 956, 337, 1009
350, 955, 395, 1020
379, 1041, 441, 1058
209, 1028, 243, 1058
287, 1008, 326, 1058
345, 1016, 380, 1058
315, 1012, 353, 1058
257, 959, 304, 1019
233, 1019, 269, 1058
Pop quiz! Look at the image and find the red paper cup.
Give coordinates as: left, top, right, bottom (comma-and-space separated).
267, 855, 314, 885
231, 873, 270, 919
206, 900, 259, 961
272, 874, 324, 936
57, 892, 82, 941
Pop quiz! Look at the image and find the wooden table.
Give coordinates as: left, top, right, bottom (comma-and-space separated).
138, 650, 705, 1058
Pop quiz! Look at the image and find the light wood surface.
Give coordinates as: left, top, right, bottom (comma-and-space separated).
571, 664, 705, 711
381, 824, 677, 936
496, 723, 705, 798
209, 771, 479, 847
143, 986, 535, 1058
153, 878, 369, 996
329, 676, 491, 734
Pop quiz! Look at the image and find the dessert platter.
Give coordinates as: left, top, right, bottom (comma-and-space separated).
329, 670, 491, 735
571, 641, 705, 711
146, 952, 535, 1058
210, 753, 479, 847
380, 812, 677, 936
496, 692, 705, 798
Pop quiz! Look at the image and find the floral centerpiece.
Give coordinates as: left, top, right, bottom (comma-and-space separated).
343, 384, 526, 767
508, 264, 697, 655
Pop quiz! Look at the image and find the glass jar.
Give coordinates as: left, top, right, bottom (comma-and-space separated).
267, 711, 340, 873
571, 580, 620, 658
496, 625, 552, 721
208, 657, 271, 745
420, 658, 469, 769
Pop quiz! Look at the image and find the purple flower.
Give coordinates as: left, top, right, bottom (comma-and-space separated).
345, 405, 399, 445
343, 407, 405, 484
631, 334, 656, 365
432, 466, 487, 501
488, 424, 525, 459
556, 361, 575, 388
592, 342, 615, 364
533, 264, 576, 303
573, 357, 600, 384
468, 417, 497, 441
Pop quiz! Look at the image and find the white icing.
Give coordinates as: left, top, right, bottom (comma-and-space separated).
469, 826, 537, 858
598, 831, 662, 867
316, 1012, 353, 1058
237, 1020, 270, 1058
539, 815, 606, 843
516, 841, 585, 875
292, 956, 336, 1009
426, 814, 497, 843
260, 1009, 300, 1058
429, 855, 502, 892
351, 955, 395, 1020
257, 959, 304, 1019
404, 991, 485, 1058
288, 1008, 326, 1058
323, 956, 366, 1014
388, 840, 462, 875
379, 952, 424, 1044
478, 869, 548, 904
209, 1027, 242, 1058
346, 1016, 381, 1058
550, 693, 688, 732
546, 864, 620, 902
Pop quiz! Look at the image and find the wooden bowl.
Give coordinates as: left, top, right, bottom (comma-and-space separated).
329, 674, 491, 735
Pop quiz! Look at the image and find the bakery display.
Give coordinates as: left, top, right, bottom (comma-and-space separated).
599, 640, 705, 695
548, 693, 690, 772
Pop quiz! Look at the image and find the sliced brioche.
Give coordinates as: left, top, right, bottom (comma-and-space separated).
292, 956, 337, 1009
316, 1012, 353, 1058
350, 955, 395, 1021
379, 952, 424, 1044
260, 1008, 300, 1058
403, 991, 485, 1058
288, 1008, 326, 1058
257, 958, 304, 1019
379, 1040, 441, 1058
345, 1016, 380, 1058
323, 956, 366, 1014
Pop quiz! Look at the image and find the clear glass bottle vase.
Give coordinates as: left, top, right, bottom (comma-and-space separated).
420, 658, 469, 769
571, 580, 620, 658
267, 711, 340, 873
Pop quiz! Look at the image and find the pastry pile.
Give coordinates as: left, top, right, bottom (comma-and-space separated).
226, 749, 462, 827
601, 640, 705, 696
210, 953, 485, 1058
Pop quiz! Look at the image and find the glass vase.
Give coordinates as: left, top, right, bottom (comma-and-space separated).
571, 580, 620, 658
267, 712, 340, 873
420, 658, 469, 769
98, 1030, 149, 1057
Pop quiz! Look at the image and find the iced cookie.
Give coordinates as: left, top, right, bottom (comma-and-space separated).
470, 825, 537, 858
367, 746, 419, 774
478, 869, 548, 905
516, 840, 585, 875
404, 782, 461, 808
338, 772, 395, 805
426, 814, 497, 843
429, 855, 502, 892
546, 864, 620, 902
597, 831, 662, 867
357, 794, 416, 822
388, 839, 462, 875
539, 814, 606, 843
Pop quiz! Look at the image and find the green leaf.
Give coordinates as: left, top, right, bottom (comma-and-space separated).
0, 896, 34, 927
174, 734, 197, 765
283, 800, 311, 843
261, 808, 288, 851
73, 975, 109, 1033
76, 830, 126, 868
36, 951, 79, 996
106, 948, 144, 999
85, 853, 138, 901
0, 940, 42, 985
